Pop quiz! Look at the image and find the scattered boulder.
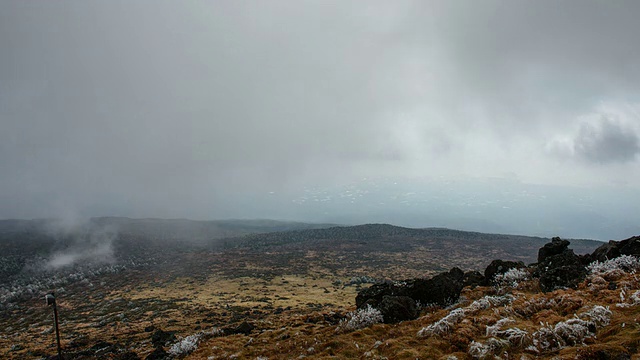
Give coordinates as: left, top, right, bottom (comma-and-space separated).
356, 267, 465, 321
223, 321, 255, 335
406, 267, 465, 306
538, 237, 570, 262
591, 241, 622, 263
591, 236, 640, 263
535, 241, 586, 292
150, 329, 175, 348
376, 295, 418, 323
484, 260, 525, 284
463, 271, 485, 289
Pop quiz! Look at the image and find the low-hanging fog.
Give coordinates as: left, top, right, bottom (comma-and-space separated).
1, 1, 639, 240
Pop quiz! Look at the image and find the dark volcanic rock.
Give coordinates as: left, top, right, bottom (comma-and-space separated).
356, 267, 465, 318
591, 236, 640, 263
376, 295, 418, 323
484, 260, 525, 284
536, 244, 586, 292
224, 321, 255, 335
538, 237, 570, 262
150, 329, 176, 348
591, 241, 621, 263
463, 270, 486, 289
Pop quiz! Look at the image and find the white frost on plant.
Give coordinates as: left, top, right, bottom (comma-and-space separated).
530, 306, 612, 352
486, 318, 530, 348
500, 327, 530, 347
336, 305, 383, 332
418, 295, 514, 337
417, 308, 465, 337
169, 333, 202, 356
587, 255, 640, 275
468, 294, 515, 313
468, 338, 510, 359
486, 318, 515, 337
581, 305, 612, 327
494, 268, 529, 288
168, 327, 224, 357
468, 340, 490, 359
617, 290, 640, 307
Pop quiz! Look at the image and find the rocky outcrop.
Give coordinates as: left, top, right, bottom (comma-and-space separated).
150, 329, 175, 348
356, 267, 465, 309
463, 270, 485, 289
591, 236, 640, 263
356, 267, 465, 323
354, 235, 640, 323
223, 321, 254, 335
536, 247, 587, 292
484, 260, 525, 284
375, 295, 418, 324
538, 237, 570, 262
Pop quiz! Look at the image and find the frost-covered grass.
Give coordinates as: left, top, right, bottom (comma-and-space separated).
587, 255, 640, 275
336, 305, 383, 332
169, 328, 224, 357
418, 308, 466, 336
617, 289, 640, 308
493, 268, 529, 288
169, 333, 202, 356
466, 306, 612, 357
529, 305, 612, 353
468, 338, 510, 359
418, 295, 514, 337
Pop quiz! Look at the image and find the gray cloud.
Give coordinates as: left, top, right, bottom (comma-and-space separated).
573, 117, 640, 164
1, 1, 640, 219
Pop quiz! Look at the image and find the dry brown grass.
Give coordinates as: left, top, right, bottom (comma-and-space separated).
182, 271, 640, 360
3, 248, 639, 360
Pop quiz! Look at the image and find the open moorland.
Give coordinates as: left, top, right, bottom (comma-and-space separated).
4, 218, 637, 359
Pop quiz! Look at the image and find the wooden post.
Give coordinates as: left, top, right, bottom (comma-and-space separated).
46, 293, 63, 360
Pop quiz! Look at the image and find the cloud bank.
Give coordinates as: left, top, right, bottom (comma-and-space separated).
1, 1, 639, 220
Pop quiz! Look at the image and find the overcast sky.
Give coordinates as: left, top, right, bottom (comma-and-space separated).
2, 1, 640, 221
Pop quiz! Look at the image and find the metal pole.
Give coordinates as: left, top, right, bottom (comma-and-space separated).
45, 293, 63, 360
52, 301, 62, 360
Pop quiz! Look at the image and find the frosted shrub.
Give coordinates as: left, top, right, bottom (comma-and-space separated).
468, 338, 510, 359
530, 306, 611, 352
169, 333, 202, 356
486, 318, 515, 336
418, 308, 466, 337
500, 327, 530, 347
494, 268, 529, 288
468, 340, 490, 359
468, 295, 514, 312
168, 327, 223, 357
587, 255, 640, 275
418, 295, 514, 337
486, 318, 530, 348
617, 290, 640, 308
580, 305, 612, 327
336, 305, 383, 332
